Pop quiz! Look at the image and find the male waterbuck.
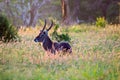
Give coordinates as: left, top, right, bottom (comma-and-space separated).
34, 20, 72, 54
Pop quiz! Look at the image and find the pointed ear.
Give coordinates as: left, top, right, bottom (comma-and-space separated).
44, 30, 48, 35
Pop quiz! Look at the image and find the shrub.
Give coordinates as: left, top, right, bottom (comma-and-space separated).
0, 14, 19, 42
95, 17, 107, 28
51, 24, 71, 42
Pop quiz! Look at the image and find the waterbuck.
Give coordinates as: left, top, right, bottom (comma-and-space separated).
34, 20, 72, 54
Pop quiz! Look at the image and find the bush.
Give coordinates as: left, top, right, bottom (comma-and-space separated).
0, 14, 19, 42
95, 17, 107, 28
51, 24, 71, 42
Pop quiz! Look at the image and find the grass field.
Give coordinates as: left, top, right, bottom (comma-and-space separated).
0, 24, 120, 80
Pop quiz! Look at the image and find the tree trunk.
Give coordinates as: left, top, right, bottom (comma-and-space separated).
61, 0, 67, 21
61, 0, 70, 24
28, 5, 35, 27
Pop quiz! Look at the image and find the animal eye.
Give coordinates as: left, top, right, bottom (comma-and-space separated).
43, 32, 45, 34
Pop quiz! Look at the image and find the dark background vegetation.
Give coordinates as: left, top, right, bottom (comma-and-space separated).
0, 0, 119, 27
68, 0, 120, 24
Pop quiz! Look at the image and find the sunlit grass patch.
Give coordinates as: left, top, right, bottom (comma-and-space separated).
68, 24, 100, 33
0, 24, 120, 80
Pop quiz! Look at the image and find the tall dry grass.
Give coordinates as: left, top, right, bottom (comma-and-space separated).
0, 24, 120, 80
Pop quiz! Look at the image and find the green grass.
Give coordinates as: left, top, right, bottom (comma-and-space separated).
0, 24, 120, 80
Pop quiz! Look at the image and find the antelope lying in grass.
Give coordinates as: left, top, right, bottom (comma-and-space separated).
34, 20, 72, 54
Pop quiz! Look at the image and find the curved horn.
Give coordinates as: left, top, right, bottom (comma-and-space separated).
41, 19, 46, 32
47, 20, 53, 31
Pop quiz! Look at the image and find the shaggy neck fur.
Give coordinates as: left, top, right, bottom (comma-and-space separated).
42, 35, 55, 53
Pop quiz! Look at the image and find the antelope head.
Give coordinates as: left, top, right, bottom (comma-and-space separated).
34, 20, 53, 42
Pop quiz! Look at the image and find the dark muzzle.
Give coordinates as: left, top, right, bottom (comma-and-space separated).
34, 38, 38, 42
